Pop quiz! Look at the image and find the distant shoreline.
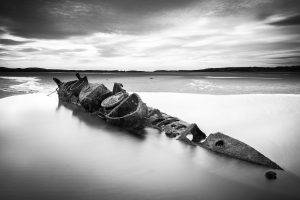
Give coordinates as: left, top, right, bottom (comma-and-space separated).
0, 66, 299, 73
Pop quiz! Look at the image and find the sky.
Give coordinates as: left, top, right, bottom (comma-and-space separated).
0, 0, 300, 71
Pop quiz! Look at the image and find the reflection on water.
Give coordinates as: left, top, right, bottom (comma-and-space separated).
1, 94, 300, 200
58, 101, 147, 138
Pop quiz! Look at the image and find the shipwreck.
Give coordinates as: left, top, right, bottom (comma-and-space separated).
53, 73, 282, 170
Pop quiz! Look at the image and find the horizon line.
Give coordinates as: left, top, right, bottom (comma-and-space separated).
1, 66, 300, 73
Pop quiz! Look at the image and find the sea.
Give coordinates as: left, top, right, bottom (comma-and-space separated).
1, 72, 300, 96
0, 71, 300, 200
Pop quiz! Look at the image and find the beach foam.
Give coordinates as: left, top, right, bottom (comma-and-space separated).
0, 76, 43, 93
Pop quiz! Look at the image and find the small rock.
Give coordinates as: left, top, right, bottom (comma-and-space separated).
265, 171, 277, 180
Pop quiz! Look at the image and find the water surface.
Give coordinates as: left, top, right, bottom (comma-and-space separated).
1, 71, 300, 96
1, 72, 300, 200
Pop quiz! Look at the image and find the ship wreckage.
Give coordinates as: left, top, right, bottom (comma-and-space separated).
53, 73, 282, 170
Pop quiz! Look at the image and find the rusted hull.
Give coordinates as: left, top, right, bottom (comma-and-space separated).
146, 107, 206, 144
53, 73, 283, 170
200, 132, 282, 169
106, 93, 148, 130
54, 75, 148, 131
79, 83, 112, 112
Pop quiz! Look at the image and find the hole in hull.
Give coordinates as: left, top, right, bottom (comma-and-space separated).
186, 134, 193, 141
215, 140, 224, 147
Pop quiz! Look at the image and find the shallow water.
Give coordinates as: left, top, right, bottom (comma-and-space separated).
1, 72, 300, 199
1, 92, 300, 200
1, 71, 300, 96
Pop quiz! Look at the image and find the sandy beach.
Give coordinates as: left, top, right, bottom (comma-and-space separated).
1, 73, 300, 200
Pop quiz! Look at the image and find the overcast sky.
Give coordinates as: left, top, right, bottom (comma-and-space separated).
0, 0, 300, 70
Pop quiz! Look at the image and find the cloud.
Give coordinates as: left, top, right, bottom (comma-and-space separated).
269, 55, 300, 60
17, 47, 87, 55
0, 52, 10, 57
0, 0, 198, 39
0, 28, 5, 35
0, 52, 21, 58
1, 0, 299, 40
0, 0, 300, 69
268, 14, 300, 26
18, 48, 40, 52
0, 47, 8, 52
46, 48, 86, 54
0, 39, 30, 45
98, 46, 122, 58
105, 0, 198, 13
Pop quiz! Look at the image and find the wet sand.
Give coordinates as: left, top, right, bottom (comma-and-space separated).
1, 93, 300, 200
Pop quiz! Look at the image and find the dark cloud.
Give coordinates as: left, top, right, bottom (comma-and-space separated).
269, 55, 300, 60
18, 48, 86, 55
231, 41, 300, 53
249, 0, 300, 21
104, 0, 198, 13
46, 48, 86, 54
0, 52, 21, 57
266, 53, 300, 65
0, 0, 90, 39
0, 47, 8, 52
0, 38, 30, 45
198, 0, 300, 21
267, 60, 300, 65
0, 0, 299, 52
0, 28, 6, 35
19, 48, 40, 52
269, 14, 300, 26
2, 0, 299, 40
0, 0, 198, 39
0, 52, 12, 57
